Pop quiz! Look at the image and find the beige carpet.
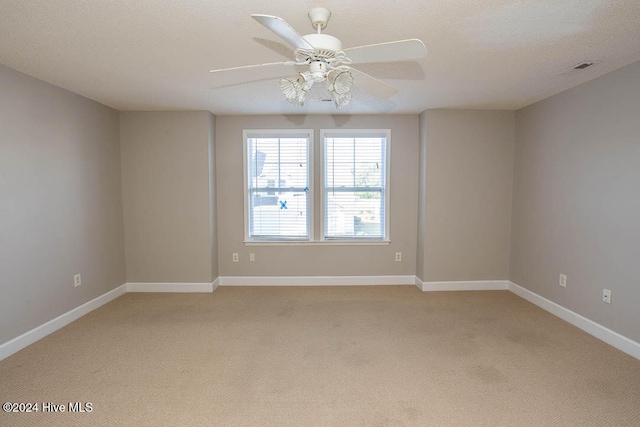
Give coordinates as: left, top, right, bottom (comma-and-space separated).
1, 286, 639, 426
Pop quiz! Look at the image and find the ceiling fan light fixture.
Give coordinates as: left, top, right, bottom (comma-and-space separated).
327, 68, 354, 108
280, 73, 313, 106
309, 61, 329, 82
328, 69, 353, 94
331, 91, 352, 109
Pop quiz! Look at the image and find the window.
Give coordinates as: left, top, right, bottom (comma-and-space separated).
244, 130, 312, 241
322, 130, 390, 240
243, 129, 390, 243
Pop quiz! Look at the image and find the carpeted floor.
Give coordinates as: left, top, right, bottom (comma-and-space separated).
1, 286, 639, 426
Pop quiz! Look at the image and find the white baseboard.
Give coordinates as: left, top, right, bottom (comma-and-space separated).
415, 278, 509, 292
126, 282, 215, 293
0, 284, 127, 361
508, 281, 640, 360
219, 275, 416, 286
212, 277, 220, 291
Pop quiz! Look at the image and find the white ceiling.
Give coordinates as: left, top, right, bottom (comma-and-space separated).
1, 0, 639, 115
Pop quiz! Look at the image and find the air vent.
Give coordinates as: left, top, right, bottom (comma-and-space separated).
573, 62, 595, 70
557, 60, 601, 75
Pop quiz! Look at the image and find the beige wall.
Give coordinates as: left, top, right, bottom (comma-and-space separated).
215, 115, 419, 276
0, 64, 125, 344
419, 110, 515, 282
415, 113, 427, 280
120, 111, 216, 283
208, 113, 218, 280
511, 60, 640, 342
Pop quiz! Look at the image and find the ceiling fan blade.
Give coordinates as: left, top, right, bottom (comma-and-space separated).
251, 14, 315, 51
344, 39, 428, 64
209, 61, 300, 87
209, 61, 298, 74
349, 68, 398, 99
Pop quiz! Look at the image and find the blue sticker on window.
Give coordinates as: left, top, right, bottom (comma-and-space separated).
280, 200, 288, 209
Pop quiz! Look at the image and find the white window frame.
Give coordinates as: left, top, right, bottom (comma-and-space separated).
320, 129, 391, 242
243, 129, 314, 242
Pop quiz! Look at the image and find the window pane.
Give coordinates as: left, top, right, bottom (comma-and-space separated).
355, 162, 382, 187
325, 191, 383, 238
325, 138, 355, 187
250, 191, 308, 237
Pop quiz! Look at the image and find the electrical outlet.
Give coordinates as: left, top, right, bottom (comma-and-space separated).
395, 252, 402, 262
74, 274, 82, 287
603, 289, 612, 304
559, 274, 567, 287
232, 253, 239, 263
249, 253, 255, 262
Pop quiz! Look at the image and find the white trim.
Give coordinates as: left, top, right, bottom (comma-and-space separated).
309, 131, 315, 241
508, 281, 640, 361
244, 240, 391, 246
416, 279, 509, 292
219, 275, 415, 286
212, 277, 220, 291
126, 282, 214, 293
0, 284, 127, 361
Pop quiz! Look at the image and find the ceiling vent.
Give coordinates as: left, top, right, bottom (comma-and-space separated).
573, 62, 595, 70
558, 60, 601, 75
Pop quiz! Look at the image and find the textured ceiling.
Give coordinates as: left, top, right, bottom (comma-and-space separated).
1, 0, 639, 115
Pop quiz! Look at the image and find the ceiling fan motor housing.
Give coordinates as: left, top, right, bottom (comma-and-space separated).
302, 34, 342, 58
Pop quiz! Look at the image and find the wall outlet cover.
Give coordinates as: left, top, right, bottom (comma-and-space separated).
559, 274, 567, 287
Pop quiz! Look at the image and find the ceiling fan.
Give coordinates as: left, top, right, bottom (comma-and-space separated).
209, 8, 428, 108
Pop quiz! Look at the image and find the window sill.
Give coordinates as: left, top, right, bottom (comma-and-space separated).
244, 240, 391, 246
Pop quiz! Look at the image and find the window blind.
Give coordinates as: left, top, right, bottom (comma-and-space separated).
246, 134, 310, 240
323, 133, 388, 239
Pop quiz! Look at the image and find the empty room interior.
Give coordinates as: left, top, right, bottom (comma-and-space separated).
1, 1, 639, 425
